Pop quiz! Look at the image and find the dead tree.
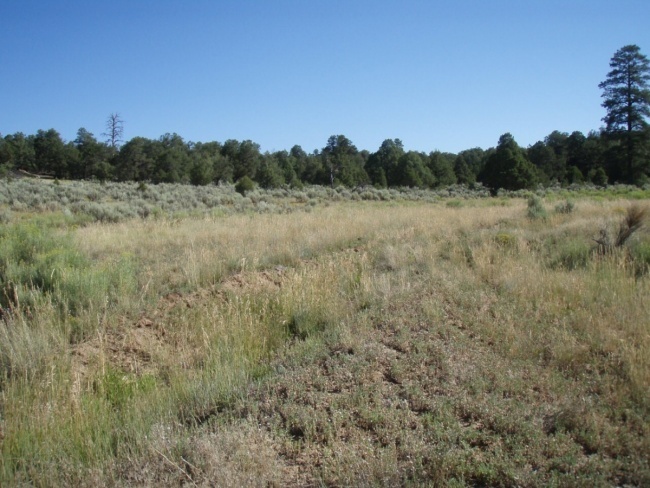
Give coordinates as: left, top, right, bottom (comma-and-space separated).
102, 112, 124, 149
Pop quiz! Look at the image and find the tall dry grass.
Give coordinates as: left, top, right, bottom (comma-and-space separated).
1, 204, 389, 484
433, 202, 648, 377
1, 197, 648, 485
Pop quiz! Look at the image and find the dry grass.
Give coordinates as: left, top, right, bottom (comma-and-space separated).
1, 197, 649, 486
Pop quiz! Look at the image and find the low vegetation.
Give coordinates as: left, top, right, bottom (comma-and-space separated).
0, 178, 649, 486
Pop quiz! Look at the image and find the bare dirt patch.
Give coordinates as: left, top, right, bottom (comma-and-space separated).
219, 268, 284, 296
70, 315, 168, 379
70, 267, 288, 382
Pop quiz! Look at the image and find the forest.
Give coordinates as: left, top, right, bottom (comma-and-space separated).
2, 44, 650, 191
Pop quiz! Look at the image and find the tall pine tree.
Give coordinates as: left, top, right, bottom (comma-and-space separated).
599, 45, 650, 183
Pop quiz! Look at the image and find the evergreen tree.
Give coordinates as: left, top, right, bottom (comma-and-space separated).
527, 141, 556, 185
33, 129, 68, 178
479, 134, 539, 192
543, 130, 569, 183
366, 139, 404, 187
566, 166, 584, 184
114, 137, 155, 181
235, 140, 262, 180
289, 145, 308, 180
73, 128, 112, 180
151, 133, 191, 183
193, 141, 225, 183
189, 153, 215, 185
321, 135, 368, 187
588, 167, 608, 186
256, 155, 286, 188
395, 151, 434, 188
427, 151, 457, 187
599, 45, 650, 183
453, 154, 476, 185
1, 133, 35, 172
457, 148, 486, 180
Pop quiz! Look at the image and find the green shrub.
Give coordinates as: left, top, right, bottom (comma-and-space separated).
235, 176, 255, 196
527, 195, 547, 220
0, 209, 11, 224
493, 232, 518, 250
554, 200, 575, 214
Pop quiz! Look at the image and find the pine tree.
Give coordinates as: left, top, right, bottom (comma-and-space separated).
479, 134, 539, 192
599, 45, 650, 183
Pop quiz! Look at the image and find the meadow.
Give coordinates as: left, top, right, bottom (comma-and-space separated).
0, 178, 649, 486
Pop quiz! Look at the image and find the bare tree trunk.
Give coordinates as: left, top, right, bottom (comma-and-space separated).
103, 113, 124, 149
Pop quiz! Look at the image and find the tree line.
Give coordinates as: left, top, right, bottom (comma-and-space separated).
1, 45, 649, 191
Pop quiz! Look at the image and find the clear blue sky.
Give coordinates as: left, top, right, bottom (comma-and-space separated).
1, 0, 649, 154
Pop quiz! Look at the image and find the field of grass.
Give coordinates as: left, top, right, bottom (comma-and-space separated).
0, 179, 649, 486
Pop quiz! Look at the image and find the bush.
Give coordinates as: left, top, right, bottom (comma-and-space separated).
0, 209, 11, 224
527, 195, 547, 220
235, 176, 255, 196
554, 200, 575, 214
493, 232, 518, 250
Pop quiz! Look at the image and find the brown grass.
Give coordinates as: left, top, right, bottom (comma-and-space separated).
2, 198, 649, 486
